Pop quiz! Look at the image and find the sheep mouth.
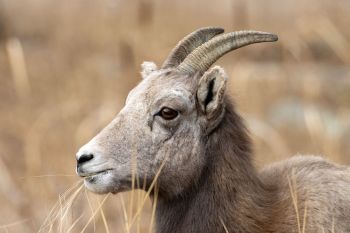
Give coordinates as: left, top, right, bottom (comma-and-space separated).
78, 169, 112, 179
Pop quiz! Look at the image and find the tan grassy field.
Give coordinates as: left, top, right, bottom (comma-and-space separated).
0, 0, 350, 232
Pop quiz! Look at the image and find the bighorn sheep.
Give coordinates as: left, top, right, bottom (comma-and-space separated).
76, 27, 350, 233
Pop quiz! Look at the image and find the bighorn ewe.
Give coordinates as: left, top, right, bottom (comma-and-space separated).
76, 27, 350, 233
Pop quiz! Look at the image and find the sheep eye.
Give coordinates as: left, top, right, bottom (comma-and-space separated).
159, 107, 178, 120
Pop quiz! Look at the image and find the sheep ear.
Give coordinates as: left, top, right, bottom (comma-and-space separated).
141, 61, 157, 79
197, 66, 227, 119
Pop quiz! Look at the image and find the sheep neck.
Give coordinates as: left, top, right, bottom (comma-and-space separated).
154, 100, 276, 233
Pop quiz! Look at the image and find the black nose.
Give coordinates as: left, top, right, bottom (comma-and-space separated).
77, 153, 94, 166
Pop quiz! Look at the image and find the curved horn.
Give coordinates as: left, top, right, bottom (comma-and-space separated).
161, 27, 224, 69
176, 30, 278, 74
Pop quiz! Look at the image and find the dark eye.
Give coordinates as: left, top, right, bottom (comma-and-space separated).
159, 107, 178, 120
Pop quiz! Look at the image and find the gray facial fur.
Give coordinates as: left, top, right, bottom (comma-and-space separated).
76, 66, 225, 197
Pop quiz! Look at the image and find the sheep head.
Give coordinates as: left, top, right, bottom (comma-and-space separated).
76, 27, 278, 197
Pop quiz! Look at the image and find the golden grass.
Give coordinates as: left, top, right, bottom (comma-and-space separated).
34, 175, 161, 233
287, 171, 308, 233
0, 0, 350, 232
219, 216, 230, 233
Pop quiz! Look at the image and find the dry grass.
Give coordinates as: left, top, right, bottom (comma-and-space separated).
0, 0, 350, 232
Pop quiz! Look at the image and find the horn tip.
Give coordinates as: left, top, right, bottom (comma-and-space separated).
252, 31, 279, 42
270, 33, 278, 42
257, 31, 278, 42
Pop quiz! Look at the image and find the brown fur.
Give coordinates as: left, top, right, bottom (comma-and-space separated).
155, 98, 350, 233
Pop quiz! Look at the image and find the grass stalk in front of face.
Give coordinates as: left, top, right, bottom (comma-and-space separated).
127, 153, 168, 230
38, 181, 84, 233
288, 170, 301, 233
148, 182, 158, 233
99, 201, 110, 233
78, 193, 110, 233
65, 213, 84, 233
288, 170, 309, 233
219, 216, 230, 233
119, 193, 130, 233
83, 189, 96, 232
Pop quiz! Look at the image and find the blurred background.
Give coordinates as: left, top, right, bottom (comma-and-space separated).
0, 0, 350, 232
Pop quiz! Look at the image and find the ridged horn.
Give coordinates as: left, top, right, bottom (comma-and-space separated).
176, 30, 278, 74
161, 27, 224, 69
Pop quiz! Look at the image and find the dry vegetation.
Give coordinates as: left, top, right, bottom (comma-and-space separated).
0, 0, 349, 232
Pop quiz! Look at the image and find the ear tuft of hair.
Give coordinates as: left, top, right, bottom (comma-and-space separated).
141, 61, 158, 79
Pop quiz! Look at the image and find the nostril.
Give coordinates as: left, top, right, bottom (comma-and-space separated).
77, 153, 94, 165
